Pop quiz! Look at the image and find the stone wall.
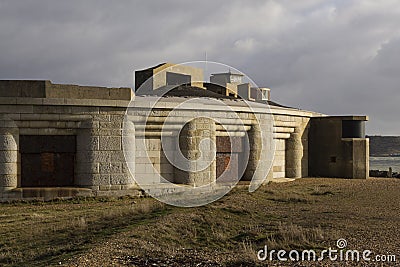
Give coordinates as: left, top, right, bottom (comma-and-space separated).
272, 115, 311, 179
0, 84, 135, 200
128, 99, 271, 188
0, 80, 134, 194
0, 80, 337, 200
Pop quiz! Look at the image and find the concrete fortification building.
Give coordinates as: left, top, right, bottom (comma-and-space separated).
0, 63, 369, 200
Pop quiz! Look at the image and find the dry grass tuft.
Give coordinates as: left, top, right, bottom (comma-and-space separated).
131, 199, 165, 214
310, 185, 334, 196
241, 240, 259, 264
266, 222, 325, 250
267, 192, 311, 203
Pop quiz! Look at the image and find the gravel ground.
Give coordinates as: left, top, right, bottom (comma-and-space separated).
62, 178, 400, 267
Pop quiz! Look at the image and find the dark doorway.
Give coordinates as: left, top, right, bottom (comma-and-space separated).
20, 135, 76, 187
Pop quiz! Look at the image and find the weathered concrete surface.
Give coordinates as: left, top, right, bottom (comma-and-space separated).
0, 117, 18, 191
175, 117, 216, 186
135, 63, 204, 93
0, 80, 133, 100
308, 116, 369, 179
0, 79, 369, 200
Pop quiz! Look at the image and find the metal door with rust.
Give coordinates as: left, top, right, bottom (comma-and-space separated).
216, 136, 247, 183
20, 135, 76, 187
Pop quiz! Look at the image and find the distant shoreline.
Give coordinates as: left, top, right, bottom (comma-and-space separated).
370, 156, 400, 177
370, 155, 400, 157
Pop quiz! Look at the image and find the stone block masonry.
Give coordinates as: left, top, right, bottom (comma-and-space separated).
174, 117, 217, 186
0, 79, 369, 201
0, 80, 135, 200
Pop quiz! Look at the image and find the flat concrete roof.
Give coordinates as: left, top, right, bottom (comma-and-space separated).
0, 80, 133, 100
210, 72, 244, 76
312, 115, 369, 121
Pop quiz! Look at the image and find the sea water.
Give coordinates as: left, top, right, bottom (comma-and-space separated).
370, 157, 400, 172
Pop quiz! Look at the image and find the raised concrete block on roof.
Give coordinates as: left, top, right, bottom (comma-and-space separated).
135, 63, 204, 94
0, 80, 47, 98
0, 80, 133, 101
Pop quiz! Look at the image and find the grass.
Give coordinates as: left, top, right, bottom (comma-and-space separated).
0, 178, 399, 266
0, 197, 168, 266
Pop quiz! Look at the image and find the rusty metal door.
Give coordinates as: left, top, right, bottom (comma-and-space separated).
20, 135, 76, 187
216, 136, 245, 183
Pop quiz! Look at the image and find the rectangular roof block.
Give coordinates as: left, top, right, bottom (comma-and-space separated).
0, 80, 133, 100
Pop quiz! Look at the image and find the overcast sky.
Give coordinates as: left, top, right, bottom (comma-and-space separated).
0, 0, 399, 135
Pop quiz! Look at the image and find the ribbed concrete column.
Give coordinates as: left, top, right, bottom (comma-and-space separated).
75, 120, 99, 188
286, 126, 304, 178
175, 118, 216, 186
243, 123, 261, 181
0, 119, 18, 191
122, 119, 135, 186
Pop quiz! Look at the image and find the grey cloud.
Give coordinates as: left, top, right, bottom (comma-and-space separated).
0, 0, 399, 134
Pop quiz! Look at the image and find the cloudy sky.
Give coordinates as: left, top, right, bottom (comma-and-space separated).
0, 0, 399, 135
